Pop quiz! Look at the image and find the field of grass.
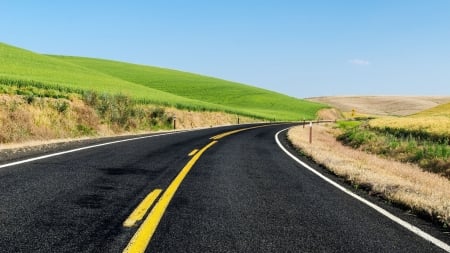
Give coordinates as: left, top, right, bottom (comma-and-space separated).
288, 125, 450, 227
51, 55, 324, 120
338, 122, 450, 176
369, 102, 450, 142
0, 43, 203, 107
335, 102, 450, 177
0, 42, 325, 121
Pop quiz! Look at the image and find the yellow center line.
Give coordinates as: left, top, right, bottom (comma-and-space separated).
123, 124, 276, 252
210, 125, 269, 140
123, 189, 162, 228
123, 140, 218, 253
188, 149, 199, 157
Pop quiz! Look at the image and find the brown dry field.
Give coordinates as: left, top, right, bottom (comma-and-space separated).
288, 125, 450, 226
308, 96, 450, 116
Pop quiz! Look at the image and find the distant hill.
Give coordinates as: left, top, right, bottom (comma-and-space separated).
307, 96, 450, 116
414, 102, 450, 117
0, 42, 325, 120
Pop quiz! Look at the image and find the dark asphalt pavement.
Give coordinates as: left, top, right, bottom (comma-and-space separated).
0, 124, 448, 252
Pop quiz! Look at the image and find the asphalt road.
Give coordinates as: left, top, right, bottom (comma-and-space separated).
0, 123, 448, 252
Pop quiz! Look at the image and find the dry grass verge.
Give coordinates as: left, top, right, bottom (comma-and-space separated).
288, 125, 450, 226
165, 108, 256, 129
0, 94, 261, 152
0, 94, 101, 143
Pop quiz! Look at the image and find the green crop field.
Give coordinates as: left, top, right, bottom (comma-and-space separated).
0, 43, 216, 109
0, 42, 326, 120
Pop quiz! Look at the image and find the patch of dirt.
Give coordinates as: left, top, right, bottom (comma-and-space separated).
317, 108, 343, 121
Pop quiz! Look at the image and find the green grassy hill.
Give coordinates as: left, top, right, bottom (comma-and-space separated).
0, 42, 325, 120
0, 43, 217, 110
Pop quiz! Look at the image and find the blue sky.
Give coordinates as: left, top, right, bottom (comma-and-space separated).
1, 1, 449, 98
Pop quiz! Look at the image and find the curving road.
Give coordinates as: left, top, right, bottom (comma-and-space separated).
0, 124, 448, 252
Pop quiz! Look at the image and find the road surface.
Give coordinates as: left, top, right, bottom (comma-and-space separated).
0, 124, 448, 252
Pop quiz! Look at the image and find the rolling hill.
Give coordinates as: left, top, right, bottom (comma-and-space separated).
307, 96, 450, 116
0, 42, 325, 120
413, 102, 450, 117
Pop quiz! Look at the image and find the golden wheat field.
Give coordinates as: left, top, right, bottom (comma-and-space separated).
369, 103, 450, 136
414, 102, 450, 117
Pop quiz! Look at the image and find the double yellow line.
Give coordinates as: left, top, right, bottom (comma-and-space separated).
209, 125, 267, 140
123, 141, 217, 252
122, 125, 269, 253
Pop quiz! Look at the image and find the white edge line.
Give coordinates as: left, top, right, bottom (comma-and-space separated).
0, 130, 195, 169
0, 123, 264, 170
275, 127, 450, 252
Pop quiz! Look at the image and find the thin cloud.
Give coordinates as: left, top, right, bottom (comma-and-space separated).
349, 59, 370, 66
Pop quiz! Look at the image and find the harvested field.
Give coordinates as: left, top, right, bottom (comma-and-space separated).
307, 96, 450, 116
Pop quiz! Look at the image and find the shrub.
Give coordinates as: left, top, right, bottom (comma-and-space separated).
54, 101, 70, 113
150, 107, 165, 119
82, 91, 99, 107
337, 126, 376, 148
25, 94, 35, 104
76, 124, 94, 135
